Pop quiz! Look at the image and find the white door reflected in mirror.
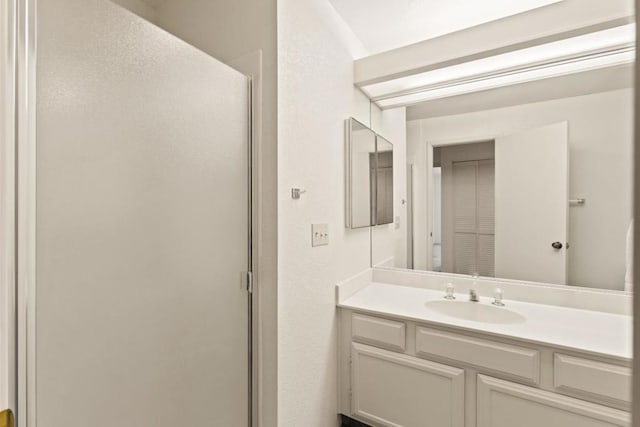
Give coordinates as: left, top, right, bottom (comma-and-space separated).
378, 86, 634, 292
426, 122, 569, 285
494, 122, 569, 284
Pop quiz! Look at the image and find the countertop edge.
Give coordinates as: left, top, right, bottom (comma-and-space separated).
337, 301, 632, 363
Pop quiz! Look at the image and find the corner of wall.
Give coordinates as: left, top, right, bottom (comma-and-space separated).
109, 0, 157, 23
277, 1, 407, 425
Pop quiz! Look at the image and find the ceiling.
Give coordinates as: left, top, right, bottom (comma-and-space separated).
327, 0, 563, 56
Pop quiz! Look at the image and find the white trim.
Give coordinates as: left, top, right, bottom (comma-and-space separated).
426, 143, 433, 271
0, 0, 17, 416
428, 133, 502, 148
406, 164, 414, 269
631, 3, 640, 423
228, 50, 267, 427
230, 48, 277, 427
15, 0, 36, 426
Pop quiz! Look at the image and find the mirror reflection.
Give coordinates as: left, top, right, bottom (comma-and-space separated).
375, 136, 394, 226
346, 119, 377, 228
346, 118, 395, 229
433, 140, 495, 277
372, 56, 633, 292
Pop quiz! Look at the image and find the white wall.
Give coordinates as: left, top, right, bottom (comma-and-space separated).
407, 121, 429, 270
278, 0, 405, 426
408, 89, 633, 290
109, 0, 157, 22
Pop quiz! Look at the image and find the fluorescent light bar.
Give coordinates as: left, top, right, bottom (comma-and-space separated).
376, 48, 634, 109
363, 24, 635, 108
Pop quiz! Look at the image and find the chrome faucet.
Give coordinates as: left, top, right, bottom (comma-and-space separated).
469, 273, 479, 302
444, 283, 456, 300
492, 288, 505, 306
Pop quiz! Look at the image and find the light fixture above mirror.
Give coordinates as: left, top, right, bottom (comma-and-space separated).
360, 24, 635, 109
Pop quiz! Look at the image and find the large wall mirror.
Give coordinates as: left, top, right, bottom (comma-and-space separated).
346, 118, 394, 228
370, 28, 634, 292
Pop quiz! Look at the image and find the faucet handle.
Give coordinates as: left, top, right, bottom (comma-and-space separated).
492, 288, 505, 306
444, 283, 455, 300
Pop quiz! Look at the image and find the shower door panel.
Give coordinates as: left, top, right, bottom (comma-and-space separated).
36, 1, 249, 426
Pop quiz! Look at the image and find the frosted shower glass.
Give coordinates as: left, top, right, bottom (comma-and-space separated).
36, 0, 250, 426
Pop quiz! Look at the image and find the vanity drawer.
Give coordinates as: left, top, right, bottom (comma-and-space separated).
416, 327, 540, 384
554, 354, 631, 404
352, 314, 406, 352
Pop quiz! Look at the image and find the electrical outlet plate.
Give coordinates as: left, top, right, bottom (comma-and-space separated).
312, 223, 329, 247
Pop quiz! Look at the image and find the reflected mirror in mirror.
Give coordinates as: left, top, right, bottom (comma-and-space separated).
346, 118, 395, 229
375, 135, 394, 226
372, 64, 633, 292
346, 118, 376, 228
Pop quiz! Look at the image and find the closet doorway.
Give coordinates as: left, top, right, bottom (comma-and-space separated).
434, 141, 495, 277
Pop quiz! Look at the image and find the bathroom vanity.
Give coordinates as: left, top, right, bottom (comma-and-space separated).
337, 269, 632, 427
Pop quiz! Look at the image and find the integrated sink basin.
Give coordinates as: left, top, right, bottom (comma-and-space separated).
425, 300, 526, 324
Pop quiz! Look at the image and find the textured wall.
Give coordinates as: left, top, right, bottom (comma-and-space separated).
109, 0, 157, 22
277, 0, 406, 425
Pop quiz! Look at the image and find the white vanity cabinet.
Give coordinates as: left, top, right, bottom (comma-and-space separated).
338, 311, 631, 427
477, 375, 629, 427
351, 343, 465, 427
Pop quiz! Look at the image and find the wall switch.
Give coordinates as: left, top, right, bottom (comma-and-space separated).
312, 223, 329, 247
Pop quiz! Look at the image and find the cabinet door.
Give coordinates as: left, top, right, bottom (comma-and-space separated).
351, 343, 464, 427
477, 375, 630, 427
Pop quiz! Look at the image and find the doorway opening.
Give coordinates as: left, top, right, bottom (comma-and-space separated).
433, 141, 495, 277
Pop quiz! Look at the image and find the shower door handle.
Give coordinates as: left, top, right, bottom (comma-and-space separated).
0, 409, 14, 427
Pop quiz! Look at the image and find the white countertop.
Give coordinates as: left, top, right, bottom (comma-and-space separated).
339, 282, 633, 361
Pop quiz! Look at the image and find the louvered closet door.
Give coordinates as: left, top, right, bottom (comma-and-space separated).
376, 168, 394, 225
477, 161, 495, 277
452, 160, 495, 276
453, 162, 477, 274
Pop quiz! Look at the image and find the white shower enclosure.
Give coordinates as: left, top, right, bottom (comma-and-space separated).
14, 0, 253, 426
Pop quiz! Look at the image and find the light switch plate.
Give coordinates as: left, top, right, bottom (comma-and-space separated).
312, 223, 329, 247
